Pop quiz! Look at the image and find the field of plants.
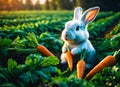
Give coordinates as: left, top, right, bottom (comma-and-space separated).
0, 11, 120, 87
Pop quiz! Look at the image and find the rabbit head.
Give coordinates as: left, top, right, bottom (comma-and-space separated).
61, 7, 100, 45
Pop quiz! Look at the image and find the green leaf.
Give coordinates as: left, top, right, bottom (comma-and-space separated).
25, 53, 43, 65
26, 32, 39, 47
0, 83, 16, 87
111, 33, 120, 41
7, 58, 17, 72
25, 58, 33, 66
0, 73, 8, 82
40, 56, 59, 67
12, 36, 27, 48
36, 70, 50, 80
0, 38, 12, 48
90, 73, 102, 81
50, 76, 68, 87
41, 66, 61, 75
40, 32, 51, 38
20, 71, 38, 84
68, 70, 77, 80
12, 35, 21, 44
115, 71, 120, 78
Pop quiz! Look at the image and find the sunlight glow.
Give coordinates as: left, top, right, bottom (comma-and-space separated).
8, 0, 12, 4
22, 0, 45, 5
39, 0, 46, 4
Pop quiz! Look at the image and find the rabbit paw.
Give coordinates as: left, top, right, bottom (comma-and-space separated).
61, 53, 67, 64
62, 45, 67, 53
71, 48, 80, 55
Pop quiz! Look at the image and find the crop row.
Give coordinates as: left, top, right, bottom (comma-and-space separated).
0, 12, 119, 40
105, 21, 120, 38
88, 12, 120, 39
0, 32, 120, 87
0, 11, 73, 26
0, 11, 114, 27
0, 12, 116, 34
0, 11, 114, 25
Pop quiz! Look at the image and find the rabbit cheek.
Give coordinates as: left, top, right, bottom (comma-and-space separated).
77, 31, 89, 42
75, 32, 85, 42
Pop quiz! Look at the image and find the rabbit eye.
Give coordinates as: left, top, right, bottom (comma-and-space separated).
76, 26, 79, 31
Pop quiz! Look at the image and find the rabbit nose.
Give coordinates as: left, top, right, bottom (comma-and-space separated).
65, 31, 71, 37
66, 32, 69, 36
66, 33, 69, 37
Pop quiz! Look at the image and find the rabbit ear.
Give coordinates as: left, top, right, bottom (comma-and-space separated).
73, 7, 82, 20
81, 6, 100, 24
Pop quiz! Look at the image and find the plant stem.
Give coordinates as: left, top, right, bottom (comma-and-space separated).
80, 49, 89, 60
66, 44, 70, 52
113, 49, 120, 63
7, 48, 38, 54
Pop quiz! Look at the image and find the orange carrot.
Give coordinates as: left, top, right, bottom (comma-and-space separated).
77, 60, 86, 79
37, 45, 54, 56
65, 44, 73, 71
77, 49, 88, 79
26, 33, 55, 57
66, 52, 73, 71
84, 49, 120, 80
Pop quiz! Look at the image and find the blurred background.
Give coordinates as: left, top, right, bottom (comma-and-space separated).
0, 0, 120, 11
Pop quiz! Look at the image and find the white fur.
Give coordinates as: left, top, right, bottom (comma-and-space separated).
61, 6, 100, 69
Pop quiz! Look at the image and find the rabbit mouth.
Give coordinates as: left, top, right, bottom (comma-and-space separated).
65, 37, 70, 41
65, 35, 75, 41
64, 37, 76, 44
65, 39, 75, 44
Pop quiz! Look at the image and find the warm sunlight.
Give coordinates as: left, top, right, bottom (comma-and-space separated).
8, 0, 12, 4
39, 0, 46, 4
31, 0, 45, 5
23, 0, 45, 4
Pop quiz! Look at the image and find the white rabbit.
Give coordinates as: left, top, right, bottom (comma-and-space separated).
61, 6, 100, 70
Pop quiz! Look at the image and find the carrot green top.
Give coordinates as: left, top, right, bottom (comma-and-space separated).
26, 32, 39, 47
80, 49, 89, 60
66, 44, 70, 52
